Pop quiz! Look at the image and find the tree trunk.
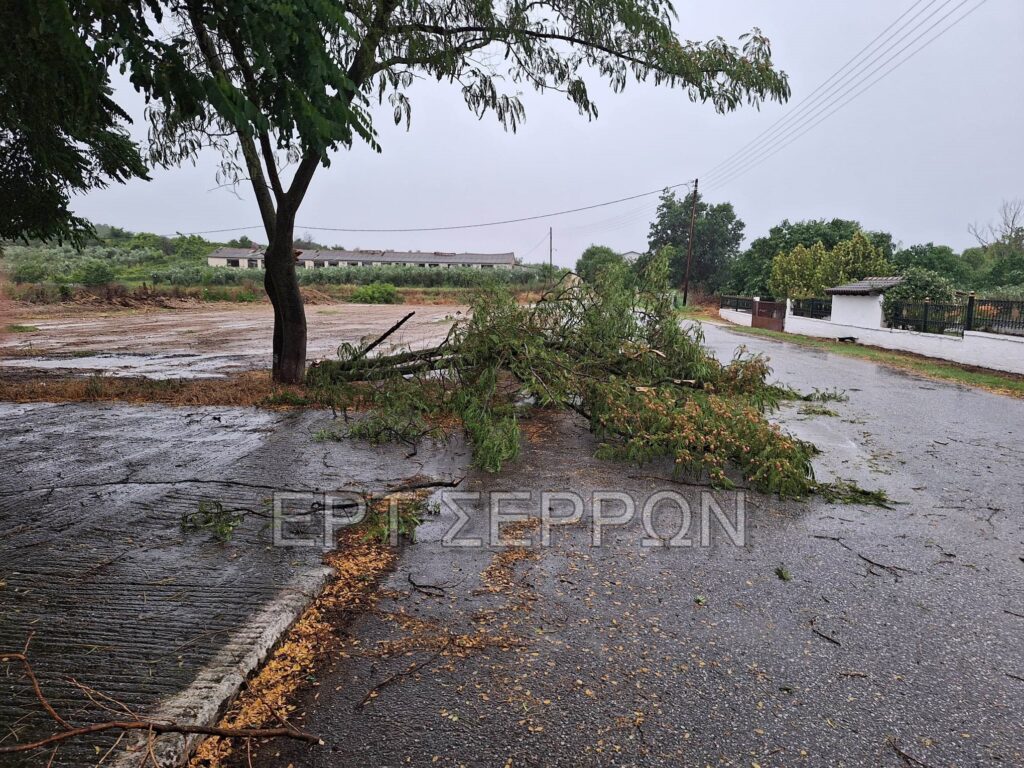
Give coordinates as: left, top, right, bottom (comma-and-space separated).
263, 216, 306, 383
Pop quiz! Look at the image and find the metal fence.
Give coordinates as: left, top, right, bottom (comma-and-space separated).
719, 295, 753, 313
887, 297, 1024, 338
791, 298, 832, 319
970, 298, 1024, 337
887, 301, 968, 336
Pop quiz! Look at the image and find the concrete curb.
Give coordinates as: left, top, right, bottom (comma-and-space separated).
112, 564, 334, 767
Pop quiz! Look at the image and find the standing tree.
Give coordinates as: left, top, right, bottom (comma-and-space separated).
647, 189, 745, 293
892, 243, 971, 285
769, 233, 891, 299
729, 218, 893, 296
768, 242, 826, 299
104, 1, 789, 382
575, 245, 625, 283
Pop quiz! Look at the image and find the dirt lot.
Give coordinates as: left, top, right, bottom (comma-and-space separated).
0, 302, 460, 377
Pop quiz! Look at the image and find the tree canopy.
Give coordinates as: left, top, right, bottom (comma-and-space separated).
0, 0, 148, 246
769, 233, 892, 299
576, 245, 626, 283
9, 0, 790, 381
647, 190, 744, 292
729, 218, 893, 296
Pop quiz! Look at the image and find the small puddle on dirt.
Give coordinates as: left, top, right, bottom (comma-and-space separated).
0, 352, 254, 379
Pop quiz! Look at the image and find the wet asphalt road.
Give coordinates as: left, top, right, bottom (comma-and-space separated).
249, 321, 1023, 768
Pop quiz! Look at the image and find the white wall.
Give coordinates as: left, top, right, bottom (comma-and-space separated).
719, 308, 753, 326
783, 312, 1024, 375
832, 294, 883, 327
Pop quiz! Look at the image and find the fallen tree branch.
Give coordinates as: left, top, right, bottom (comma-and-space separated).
0, 650, 321, 755
0, 652, 70, 730
349, 311, 415, 361
358, 641, 450, 708
0, 721, 320, 754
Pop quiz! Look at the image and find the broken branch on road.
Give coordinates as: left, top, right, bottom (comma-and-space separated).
309, 253, 887, 502
0, 650, 321, 756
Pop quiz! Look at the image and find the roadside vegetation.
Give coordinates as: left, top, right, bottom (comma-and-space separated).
0, 227, 556, 306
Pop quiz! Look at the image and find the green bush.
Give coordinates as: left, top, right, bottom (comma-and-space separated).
75, 259, 116, 286
982, 284, 1024, 300
350, 282, 401, 304
882, 267, 956, 324
11, 259, 50, 284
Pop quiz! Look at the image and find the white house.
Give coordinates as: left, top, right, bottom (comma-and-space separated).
825, 276, 905, 327
207, 247, 516, 270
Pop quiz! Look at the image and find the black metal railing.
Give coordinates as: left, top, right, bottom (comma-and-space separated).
719, 295, 753, 313
791, 298, 832, 319
970, 298, 1024, 337
887, 301, 968, 336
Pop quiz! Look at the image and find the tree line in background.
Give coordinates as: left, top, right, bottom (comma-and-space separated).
0, 226, 555, 289
576, 193, 1024, 302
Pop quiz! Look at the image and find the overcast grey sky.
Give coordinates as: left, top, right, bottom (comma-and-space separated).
73, 0, 1024, 267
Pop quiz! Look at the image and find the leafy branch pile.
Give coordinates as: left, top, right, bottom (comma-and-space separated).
309, 251, 825, 497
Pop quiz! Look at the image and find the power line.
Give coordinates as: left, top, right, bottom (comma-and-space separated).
173, 181, 693, 237
700, 0, 944, 185
703, 0, 989, 194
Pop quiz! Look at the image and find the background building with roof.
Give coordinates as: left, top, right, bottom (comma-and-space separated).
207, 247, 516, 270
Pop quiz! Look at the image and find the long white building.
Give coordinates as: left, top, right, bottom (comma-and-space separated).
207, 247, 516, 270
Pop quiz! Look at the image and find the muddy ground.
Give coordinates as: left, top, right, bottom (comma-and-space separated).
0, 302, 460, 377
244, 322, 1023, 768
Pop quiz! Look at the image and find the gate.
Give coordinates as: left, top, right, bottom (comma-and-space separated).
752, 299, 785, 332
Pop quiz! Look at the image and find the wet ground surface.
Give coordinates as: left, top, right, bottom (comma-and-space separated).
248, 321, 1024, 768
0, 303, 459, 378
0, 402, 468, 766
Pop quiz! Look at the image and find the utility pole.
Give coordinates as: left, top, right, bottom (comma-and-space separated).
548, 227, 553, 272
682, 178, 698, 306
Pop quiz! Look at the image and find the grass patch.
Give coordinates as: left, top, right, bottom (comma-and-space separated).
720, 324, 1024, 399
262, 389, 311, 407
181, 500, 245, 543
6, 324, 39, 332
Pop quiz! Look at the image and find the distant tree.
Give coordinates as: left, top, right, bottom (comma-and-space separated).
968, 199, 1024, 251
892, 243, 971, 285
768, 242, 826, 299
226, 235, 254, 248
647, 190, 744, 292
75, 259, 116, 286
963, 200, 1024, 289
293, 233, 327, 250
576, 246, 626, 283
815, 232, 892, 290
128, 232, 174, 255
730, 218, 893, 296
102, 2, 788, 382
769, 233, 891, 299
173, 234, 214, 261
0, 0, 148, 246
